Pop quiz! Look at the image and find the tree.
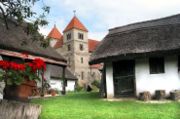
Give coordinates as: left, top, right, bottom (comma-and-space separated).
0, 0, 50, 47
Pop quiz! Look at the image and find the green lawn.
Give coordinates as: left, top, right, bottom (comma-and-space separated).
31, 92, 180, 119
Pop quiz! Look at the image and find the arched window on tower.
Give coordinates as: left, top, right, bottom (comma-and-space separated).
78, 33, 84, 40
79, 44, 83, 51
66, 33, 71, 40
81, 57, 83, 63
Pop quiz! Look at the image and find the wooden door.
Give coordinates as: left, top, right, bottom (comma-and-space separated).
113, 60, 135, 97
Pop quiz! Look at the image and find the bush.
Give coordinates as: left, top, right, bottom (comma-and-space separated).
75, 84, 84, 92
91, 80, 100, 89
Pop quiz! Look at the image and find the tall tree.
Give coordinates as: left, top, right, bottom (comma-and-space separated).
0, 0, 50, 47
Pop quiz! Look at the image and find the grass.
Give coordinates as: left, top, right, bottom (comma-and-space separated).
31, 92, 180, 119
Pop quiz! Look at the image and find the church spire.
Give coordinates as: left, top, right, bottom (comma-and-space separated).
63, 15, 88, 33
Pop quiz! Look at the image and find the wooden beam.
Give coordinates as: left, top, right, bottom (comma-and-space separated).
0, 49, 67, 66
61, 66, 66, 95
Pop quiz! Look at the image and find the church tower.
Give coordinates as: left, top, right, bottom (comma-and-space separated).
48, 25, 63, 47
63, 15, 89, 80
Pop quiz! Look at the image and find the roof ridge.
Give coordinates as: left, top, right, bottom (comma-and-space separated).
109, 14, 180, 34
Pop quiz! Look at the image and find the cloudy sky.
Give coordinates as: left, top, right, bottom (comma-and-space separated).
36, 0, 180, 40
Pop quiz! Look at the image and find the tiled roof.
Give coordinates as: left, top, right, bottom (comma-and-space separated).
63, 16, 88, 32
88, 39, 100, 52
53, 37, 63, 49
90, 64, 103, 69
48, 25, 62, 40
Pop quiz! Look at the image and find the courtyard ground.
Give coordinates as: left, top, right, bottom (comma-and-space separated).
31, 92, 180, 119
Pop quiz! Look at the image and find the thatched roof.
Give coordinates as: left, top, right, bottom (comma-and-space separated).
90, 14, 180, 64
49, 65, 78, 80
0, 17, 66, 64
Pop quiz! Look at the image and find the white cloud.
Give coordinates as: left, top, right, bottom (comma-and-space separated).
41, 0, 180, 40
89, 31, 108, 41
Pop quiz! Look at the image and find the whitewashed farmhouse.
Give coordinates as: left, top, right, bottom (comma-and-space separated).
90, 14, 180, 98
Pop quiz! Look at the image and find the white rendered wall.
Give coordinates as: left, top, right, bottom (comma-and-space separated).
44, 64, 51, 83
50, 39, 57, 47
105, 62, 114, 98
66, 80, 75, 91
50, 79, 62, 91
135, 56, 180, 96
50, 79, 75, 91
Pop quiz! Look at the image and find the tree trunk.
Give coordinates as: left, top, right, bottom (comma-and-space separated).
0, 100, 41, 119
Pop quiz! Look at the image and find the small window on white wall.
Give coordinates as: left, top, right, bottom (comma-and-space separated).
149, 57, 165, 74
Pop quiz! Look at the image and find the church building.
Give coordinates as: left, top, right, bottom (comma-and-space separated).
47, 15, 102, 85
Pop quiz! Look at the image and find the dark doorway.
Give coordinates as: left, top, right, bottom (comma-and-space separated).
113, 60, 135, 97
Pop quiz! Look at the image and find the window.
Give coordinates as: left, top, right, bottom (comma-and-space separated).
81, 72, 84, 80
79, 44, 84, 51
68, 57, 71, 66
67, 44, 71, 51
66, 33, 71, 40
81, 57, 83, 63
78, 33, 84, 40
149, 57, 165, 74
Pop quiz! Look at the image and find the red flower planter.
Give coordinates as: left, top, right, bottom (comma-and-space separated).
4, 80, 36, 102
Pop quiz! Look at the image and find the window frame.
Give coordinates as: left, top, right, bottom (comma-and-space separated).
149, 57, 165, 74
79, 44, 84, 51
67, 44, 71, 51
66, 33, 71, 40
81, 57, 83, 64
81, 71, 84, 80
78, 33, 84, 40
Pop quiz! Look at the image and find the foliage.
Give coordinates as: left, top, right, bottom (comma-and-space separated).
32, 92, 180, 119
0, 0, 50, 47
0, 58, 46, 85
75, 84, 84, 92
92, 79, 100, 89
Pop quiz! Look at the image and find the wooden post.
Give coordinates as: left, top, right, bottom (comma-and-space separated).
61, 66, 66, 95
41, 71, 44, 97
103, 65, 107, 98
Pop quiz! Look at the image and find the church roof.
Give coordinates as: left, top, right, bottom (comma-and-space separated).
63, 16, 88, 32
48, 25, 62, 40
88, 39, 100, 52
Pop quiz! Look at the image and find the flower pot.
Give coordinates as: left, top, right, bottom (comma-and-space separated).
4, 80, 36, 102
